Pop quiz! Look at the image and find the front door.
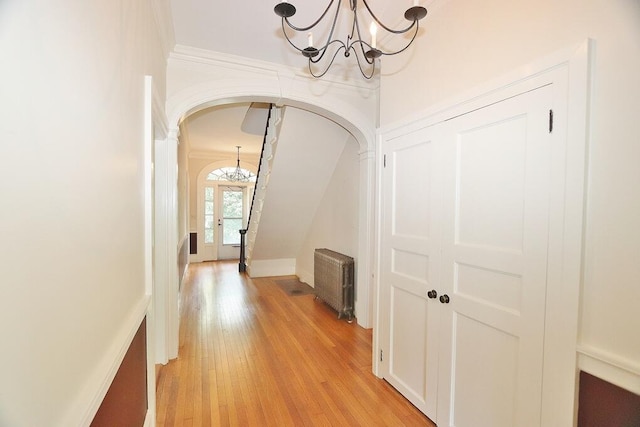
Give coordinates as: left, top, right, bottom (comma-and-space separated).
217, 187, 245, 260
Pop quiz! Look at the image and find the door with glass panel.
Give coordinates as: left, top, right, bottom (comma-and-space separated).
217, 187, 245, 260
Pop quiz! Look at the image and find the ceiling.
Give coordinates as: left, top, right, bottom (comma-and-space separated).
182, 103, 268, 157
170, 0, 436, 158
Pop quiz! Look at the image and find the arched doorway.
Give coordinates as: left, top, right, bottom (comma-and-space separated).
157, 69, 377, 365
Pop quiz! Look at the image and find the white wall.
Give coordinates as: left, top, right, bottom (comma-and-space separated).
296, 137, 360, 286
0, 1, 171, 425
379, 0, 640, 391
250, 107, 351, 264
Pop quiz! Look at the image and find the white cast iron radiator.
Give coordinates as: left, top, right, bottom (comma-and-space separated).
314, 248, 354, 322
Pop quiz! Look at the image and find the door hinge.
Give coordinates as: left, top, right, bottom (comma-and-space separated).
549, 109, 554, 133
380, 349, 384, 362
383, 154, 386, 168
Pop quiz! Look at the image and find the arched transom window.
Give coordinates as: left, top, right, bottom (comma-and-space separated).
206, 167, 256, 182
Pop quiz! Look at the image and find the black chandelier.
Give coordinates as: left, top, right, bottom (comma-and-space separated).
274, 0, 427, 79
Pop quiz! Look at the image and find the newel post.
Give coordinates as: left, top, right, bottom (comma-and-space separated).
239, 229, 247, 273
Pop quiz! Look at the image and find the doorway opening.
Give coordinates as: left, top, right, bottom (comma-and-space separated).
198, 169, 255, 262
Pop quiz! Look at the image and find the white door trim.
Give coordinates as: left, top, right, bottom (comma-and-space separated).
375, 40, 592, 425
154, 130, 180, 364
143, 75, 168, 426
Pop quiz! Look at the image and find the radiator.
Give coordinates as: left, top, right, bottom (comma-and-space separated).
314, 248, 354, 322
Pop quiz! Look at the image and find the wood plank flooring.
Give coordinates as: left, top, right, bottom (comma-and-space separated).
156, 261, 435, 426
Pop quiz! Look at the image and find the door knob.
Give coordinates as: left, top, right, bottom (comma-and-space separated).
439, 294, 450, 304
427, 290, 438, 299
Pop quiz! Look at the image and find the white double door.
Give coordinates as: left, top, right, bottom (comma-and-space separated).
380, 85, 553, 426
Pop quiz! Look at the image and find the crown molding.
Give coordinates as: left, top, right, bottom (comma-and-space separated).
170, 45, 379, 91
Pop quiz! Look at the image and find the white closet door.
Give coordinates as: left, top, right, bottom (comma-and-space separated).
436, 85, 553, 427
380, 128, 443, 419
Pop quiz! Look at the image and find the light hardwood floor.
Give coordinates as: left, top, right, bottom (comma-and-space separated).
156, 261, 435, 426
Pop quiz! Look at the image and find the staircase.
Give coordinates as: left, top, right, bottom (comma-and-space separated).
241, 105, 283, 272
244, 106, 354, 279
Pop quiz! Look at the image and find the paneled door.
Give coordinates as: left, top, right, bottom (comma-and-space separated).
380, 127, 444, 419
380, 84, 554, 427
436, 85, 553, 427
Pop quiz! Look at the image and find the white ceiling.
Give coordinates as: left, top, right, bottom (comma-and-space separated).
170, 0, 435, 156
183, 103, 268, 156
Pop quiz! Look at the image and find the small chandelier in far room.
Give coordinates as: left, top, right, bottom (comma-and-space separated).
224, 146, 252, 182
274, 0, 427, 79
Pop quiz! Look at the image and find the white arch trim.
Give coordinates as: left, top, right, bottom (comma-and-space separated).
167, 75, 376, 154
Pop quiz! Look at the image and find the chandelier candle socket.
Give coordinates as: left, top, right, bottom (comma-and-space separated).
274, 0, 428, 79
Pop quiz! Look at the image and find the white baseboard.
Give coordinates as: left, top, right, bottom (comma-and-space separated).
577, 345, 640, 395
248, 258, 296, 277
144, 409, 155, 427
296, 267, 314, 287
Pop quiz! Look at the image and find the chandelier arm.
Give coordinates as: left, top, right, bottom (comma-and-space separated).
282, 0, 338, 32
351, 46, 376, 79
378, 21, 421, 56
313, 1, 343, 57
347, 7, 375, 63
280, 19, 308, 53
361, 0, 419, 35
348, 40, 375, 64
311, 39, 347, 63
282, 18, 320, 52
348, 4, 359, 42
281, 1, 342, 59
307, 45, 346, 78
